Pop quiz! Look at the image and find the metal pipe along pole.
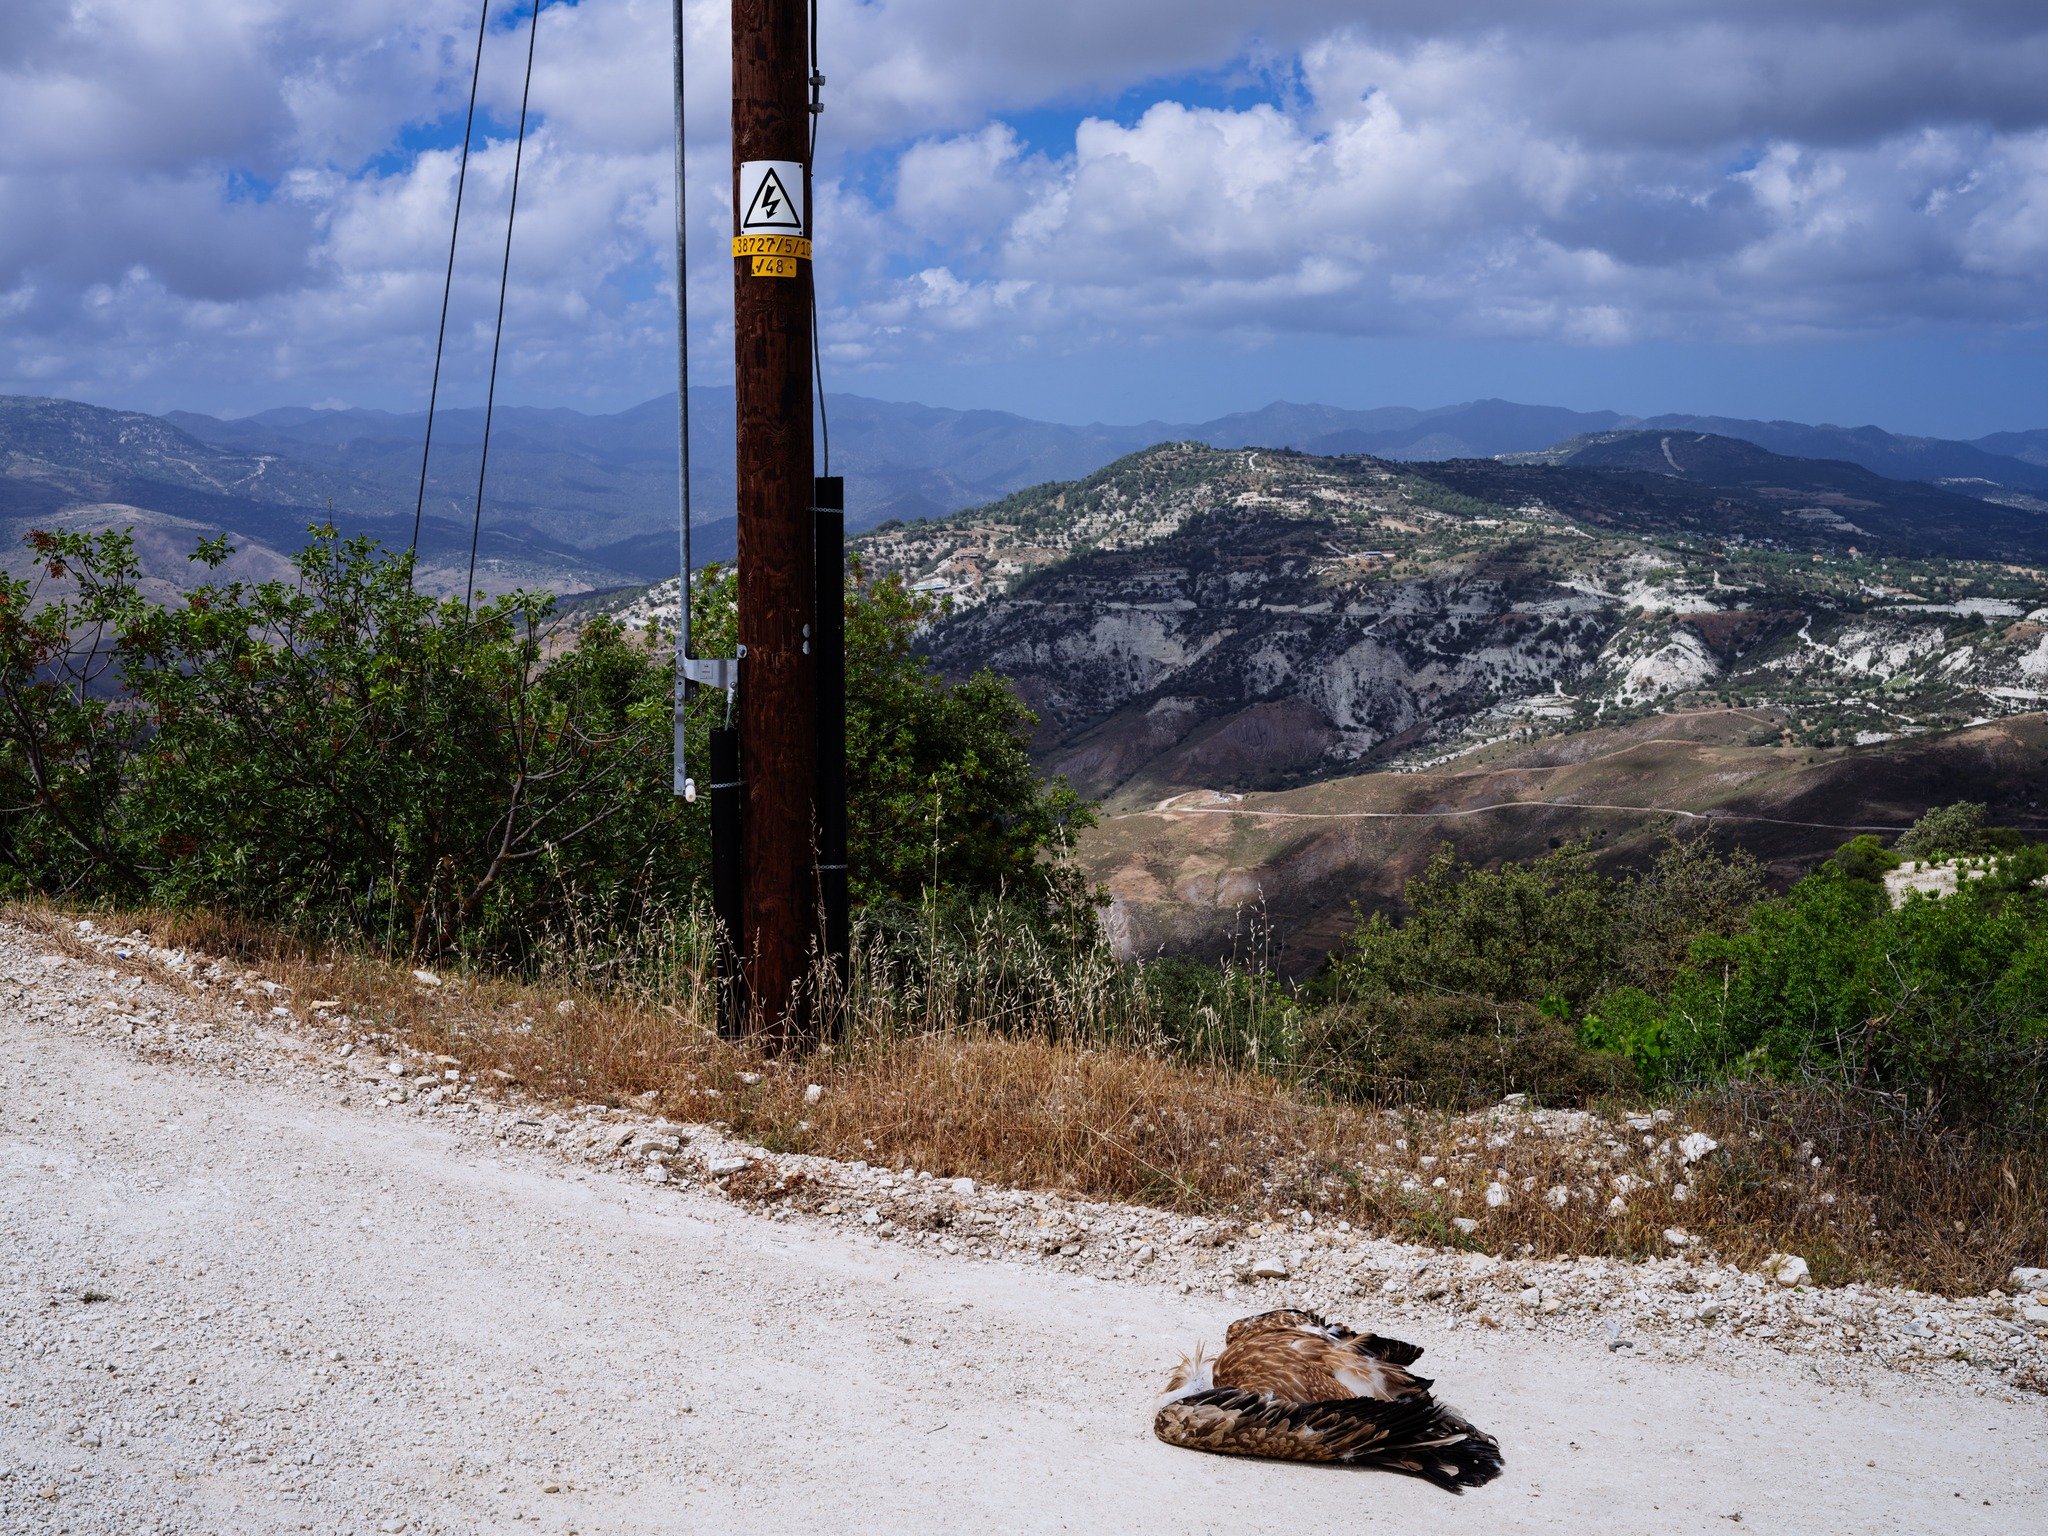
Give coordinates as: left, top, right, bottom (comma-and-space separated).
731, 0, 818, 1047
708, 725, 746, 1041
813, 476, 849, 1036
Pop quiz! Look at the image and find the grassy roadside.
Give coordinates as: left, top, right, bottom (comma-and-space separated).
16, 900, 2043, 1298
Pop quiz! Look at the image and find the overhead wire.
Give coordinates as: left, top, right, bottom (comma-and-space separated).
672, 0, 694, 665
465, 0, 545, 614
809, 0, 829, 476
409, 0, 493, 587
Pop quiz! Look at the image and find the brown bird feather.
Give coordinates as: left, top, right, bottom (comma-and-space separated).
1155, 1308, 1503, 1493
1214, 1307, 1435, 1403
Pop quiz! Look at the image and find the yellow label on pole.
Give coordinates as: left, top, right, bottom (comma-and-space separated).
733, 235, 812, 260
750, 254, 800, 279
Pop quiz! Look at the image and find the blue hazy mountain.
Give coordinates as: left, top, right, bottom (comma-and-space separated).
1974, 428, 2048, 470
7, 391, 2042, 588
1636, 413, 2048, 495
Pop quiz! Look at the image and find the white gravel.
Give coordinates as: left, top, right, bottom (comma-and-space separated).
3, 918, 2045, 1534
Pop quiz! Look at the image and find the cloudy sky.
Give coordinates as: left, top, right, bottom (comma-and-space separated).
3, 0, 2045, 433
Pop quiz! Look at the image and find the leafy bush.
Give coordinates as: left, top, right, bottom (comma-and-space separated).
1298, 836, 1757, 1106
1608, 832, 1767, 993
1334, 843, 1620, 1014
1583, 859, 2048, 1132
1828, 833, 1900, 882
1331, 834, 1763, 1015
0, 528, 1094, 957
1894, 801, 1991, 860
1892, 800, 2032, 862
1314, 797, 2047, 1133
1302, 994, 1636, 1109
841, 563, 1093, 924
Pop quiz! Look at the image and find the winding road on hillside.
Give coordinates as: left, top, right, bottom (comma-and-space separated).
1126, 794, 1921, 833
2, 925, 2041, 1535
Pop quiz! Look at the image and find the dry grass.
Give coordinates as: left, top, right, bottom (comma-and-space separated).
23, 901, 2044, 1298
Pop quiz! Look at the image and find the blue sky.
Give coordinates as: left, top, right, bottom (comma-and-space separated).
2, 0, 2046, 437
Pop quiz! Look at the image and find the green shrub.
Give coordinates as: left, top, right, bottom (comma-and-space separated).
841, 562, 1093, 921
1583, 861, 2048, 1132
1331, 834, 1763, 1014
1609, 832, 1766, 993
1828, 833, 1900, 882
1893, 800, 2031, 861
1304, 994, 1638, 1109
1335, 843, 1619, 1014
1896, 801, 1985, 860
0, 528, 1094, 958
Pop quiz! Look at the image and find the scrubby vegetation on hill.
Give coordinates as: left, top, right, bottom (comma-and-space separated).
1319, 825, 2046, 1127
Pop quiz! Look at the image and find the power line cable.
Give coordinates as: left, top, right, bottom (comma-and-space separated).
672, 0, 694, 662
465, 0, 544, 614
809, 0, 828, 477
409, 0, 492, 587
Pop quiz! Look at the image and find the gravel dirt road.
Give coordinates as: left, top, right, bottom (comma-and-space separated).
3, 925, 2043, 1535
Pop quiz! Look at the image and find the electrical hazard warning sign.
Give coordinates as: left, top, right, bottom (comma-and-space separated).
739, 162, 803, 234
733, 160, 802, 250
736, 162, 807, 277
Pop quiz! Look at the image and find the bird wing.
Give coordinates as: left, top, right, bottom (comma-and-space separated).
1214, 1327, 1431, 1403
1224, 1308, 1329, 1346
1221, 1310, 1426, 1367
1155, 1389, 1506, 1491
1155, 1388, 1433, 1463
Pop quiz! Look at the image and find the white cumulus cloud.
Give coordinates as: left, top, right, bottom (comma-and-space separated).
0, 0, 2043, 410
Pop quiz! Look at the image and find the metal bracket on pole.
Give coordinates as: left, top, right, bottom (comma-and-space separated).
682, 656, 741, 690
665, 0, 743, 808
674, 649, 742, 803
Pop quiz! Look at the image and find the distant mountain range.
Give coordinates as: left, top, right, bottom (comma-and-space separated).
149, 392, 2048, 539
0, 394, 630, 601
6, 391, 2046, 597
1975, 428, 2048, 469
1623, 415, 2048, 497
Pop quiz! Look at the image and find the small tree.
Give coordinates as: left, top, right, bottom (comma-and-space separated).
1612, 833, 1766, 993
1830, 833, 1901, 883
0, 529, 155, 894
1336, 843, 1619, 1014
842, 561, 1095, 931
1895, 801, 1990, 862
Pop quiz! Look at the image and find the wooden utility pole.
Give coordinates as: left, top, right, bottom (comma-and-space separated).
731, 0, 816, 1045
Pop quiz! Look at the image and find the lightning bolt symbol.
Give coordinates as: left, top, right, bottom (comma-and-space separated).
762, 185, 782, 218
